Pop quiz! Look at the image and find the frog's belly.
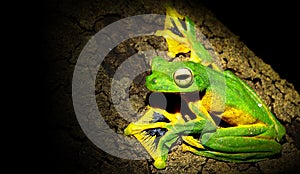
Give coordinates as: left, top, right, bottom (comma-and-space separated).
218, 107, 259, 126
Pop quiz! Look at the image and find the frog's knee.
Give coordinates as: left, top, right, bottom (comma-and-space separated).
201, 133, 214, 145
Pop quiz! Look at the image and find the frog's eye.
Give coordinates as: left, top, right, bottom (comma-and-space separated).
173, 68, 193, 88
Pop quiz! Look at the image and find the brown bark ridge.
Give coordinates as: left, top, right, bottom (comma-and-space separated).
45, 0, 300, 173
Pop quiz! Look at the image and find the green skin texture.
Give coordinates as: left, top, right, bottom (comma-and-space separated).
144, 56, 286, 169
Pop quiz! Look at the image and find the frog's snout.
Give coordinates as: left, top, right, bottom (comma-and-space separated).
145, 75, 157, 88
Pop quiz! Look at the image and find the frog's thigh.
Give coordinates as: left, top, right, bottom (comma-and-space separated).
202, 125, 281, 154
185, 144, 278, 162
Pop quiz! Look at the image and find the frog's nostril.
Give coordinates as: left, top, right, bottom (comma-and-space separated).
152, 78, 157, 84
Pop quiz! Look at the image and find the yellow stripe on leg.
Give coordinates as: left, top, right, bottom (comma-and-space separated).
182, 143, 199, 153
182, 136, 204, 149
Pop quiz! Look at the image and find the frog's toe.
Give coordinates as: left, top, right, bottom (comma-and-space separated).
154, 158, 166, 169
124, 124, 135, 135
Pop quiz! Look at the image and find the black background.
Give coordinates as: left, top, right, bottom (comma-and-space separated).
201, 1, 299, 92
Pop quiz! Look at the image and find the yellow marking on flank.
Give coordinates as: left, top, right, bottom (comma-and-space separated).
221, 107, 258, 126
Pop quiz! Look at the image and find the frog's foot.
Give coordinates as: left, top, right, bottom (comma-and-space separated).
125, 109, 165, 135
134, 131, 167, 169
124, 122, 169, 135
132, 129, 178, 169
155, 6, 219, 68
155, 6, 191, 59
124, 107, 187, 169
124, 107, 184, 135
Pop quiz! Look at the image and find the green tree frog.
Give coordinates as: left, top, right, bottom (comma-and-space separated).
124, 6, 286, 169
125, 57, 285, 169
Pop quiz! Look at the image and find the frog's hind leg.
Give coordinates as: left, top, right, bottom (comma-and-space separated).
184, 124, 282, 162
182, 144, 275, 162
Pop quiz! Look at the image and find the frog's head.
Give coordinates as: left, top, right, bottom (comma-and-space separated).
146, 56, 210, 93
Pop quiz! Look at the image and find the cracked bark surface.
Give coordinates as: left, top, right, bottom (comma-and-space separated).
45, 0, 300, 173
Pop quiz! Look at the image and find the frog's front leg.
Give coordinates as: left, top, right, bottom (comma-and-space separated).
125, 107, 215, 169
151, 129, 179, 169
185, 124, 282, 162
152, 116, 216, 169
